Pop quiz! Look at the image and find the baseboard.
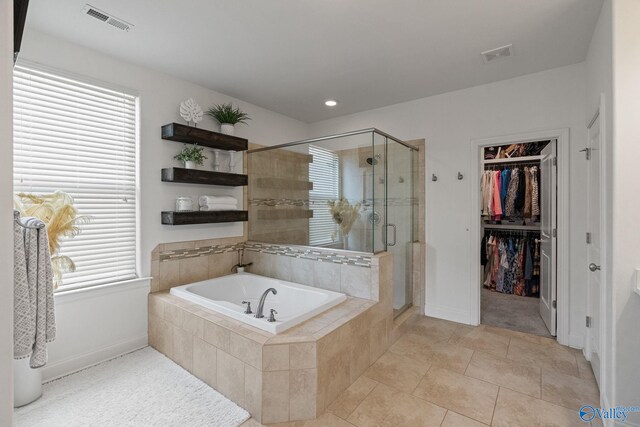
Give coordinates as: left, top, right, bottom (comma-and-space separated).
598, 394, 640, 427
568, 333, 584, 350
42, 335, 148, 382
424, 303, 470, 325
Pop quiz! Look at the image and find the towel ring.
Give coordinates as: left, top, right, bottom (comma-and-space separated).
14, 211, 45, 230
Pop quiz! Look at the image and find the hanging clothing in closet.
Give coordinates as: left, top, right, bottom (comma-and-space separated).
481, 166, 540, 221
480, 232, 540, 297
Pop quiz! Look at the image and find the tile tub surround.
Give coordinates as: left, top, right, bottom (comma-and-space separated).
150, 236, 245, 292
149, 251, 395, 423
148, 289, 391, 423
150, 239, 377, 294
243, 244, 381, 301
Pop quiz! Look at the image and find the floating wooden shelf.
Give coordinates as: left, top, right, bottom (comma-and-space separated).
162, 210, 248, 225
161, 123, 248, 151
256, 209, 313, 220
161, 168, 247, 187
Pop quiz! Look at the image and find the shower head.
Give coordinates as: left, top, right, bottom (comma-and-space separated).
366, 155, 380, 165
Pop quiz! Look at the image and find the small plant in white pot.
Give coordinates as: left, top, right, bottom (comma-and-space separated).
232, 248, 253, 273
174, 144, 207, 169
207, 102, 250, 136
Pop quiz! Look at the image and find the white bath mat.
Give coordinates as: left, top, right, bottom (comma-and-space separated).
14, 347, 250, 427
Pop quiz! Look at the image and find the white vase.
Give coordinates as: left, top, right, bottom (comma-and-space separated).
211, 150, 221, 171
236, 266, 245, 273
184, 160, 196, 169
220, 123, 235, 135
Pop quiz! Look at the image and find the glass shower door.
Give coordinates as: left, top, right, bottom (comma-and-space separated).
385, 140, 416, 317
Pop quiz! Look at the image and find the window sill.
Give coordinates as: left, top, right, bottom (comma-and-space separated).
54, 277, 151, 304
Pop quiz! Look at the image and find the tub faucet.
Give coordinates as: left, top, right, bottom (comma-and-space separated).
255, 288, 277, 319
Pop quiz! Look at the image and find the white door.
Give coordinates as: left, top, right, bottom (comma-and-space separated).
586, 113, 602, 386
539, 141, 557, 336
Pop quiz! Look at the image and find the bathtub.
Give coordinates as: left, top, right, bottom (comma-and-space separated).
170, 272, 347, 334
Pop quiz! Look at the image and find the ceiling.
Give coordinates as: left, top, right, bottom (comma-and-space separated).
25, 0, 603, 123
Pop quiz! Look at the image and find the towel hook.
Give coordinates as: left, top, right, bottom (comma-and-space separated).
457, 172, 464, 180
431, 174, 438, 182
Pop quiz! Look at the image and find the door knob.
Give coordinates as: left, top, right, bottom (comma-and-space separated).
589, 263, 601, 272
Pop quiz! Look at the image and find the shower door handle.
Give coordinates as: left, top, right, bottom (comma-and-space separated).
386, 223, 397, 247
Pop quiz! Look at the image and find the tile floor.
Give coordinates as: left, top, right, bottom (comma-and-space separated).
240, 316, 600, 427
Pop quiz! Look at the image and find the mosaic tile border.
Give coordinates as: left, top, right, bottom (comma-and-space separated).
160, 243, 243, 262
249, 197, 418, 208
160, 241, 372, 268
244, 242, 372, 268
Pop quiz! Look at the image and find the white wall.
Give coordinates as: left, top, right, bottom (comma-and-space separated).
15, 30, 309, 379
20, 30, 309, 278
585, 0, 615, 410
611, 0, 640, 421
42, 279, 149, 381
0, 0, 14, 423
309, 64, 589, 346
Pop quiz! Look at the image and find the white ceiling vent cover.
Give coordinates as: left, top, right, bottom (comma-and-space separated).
82, 4, 133, 32
481, 44, 514, 63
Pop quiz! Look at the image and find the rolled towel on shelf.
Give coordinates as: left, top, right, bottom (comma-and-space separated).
199, 196, 238, 207
199, 204, 239, 211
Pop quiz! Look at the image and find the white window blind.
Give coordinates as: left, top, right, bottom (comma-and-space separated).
308, 145, 339, 246
13, 62, 138, 290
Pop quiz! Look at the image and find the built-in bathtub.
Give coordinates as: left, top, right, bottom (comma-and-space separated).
170, 272, 347, 334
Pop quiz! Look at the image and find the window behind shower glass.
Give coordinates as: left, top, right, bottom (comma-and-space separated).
308, 145, 339, 246
13, 62, 138, 290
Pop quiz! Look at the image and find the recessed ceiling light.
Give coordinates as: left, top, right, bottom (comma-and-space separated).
325, 100, 338, 107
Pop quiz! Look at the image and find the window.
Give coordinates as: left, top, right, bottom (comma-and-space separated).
13, 62, 138, 290
308, 145, 339, 246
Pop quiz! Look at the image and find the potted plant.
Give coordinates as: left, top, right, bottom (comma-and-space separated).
207, 102, 250, 136
232, 248, 253, 273
174, 144, 207, 169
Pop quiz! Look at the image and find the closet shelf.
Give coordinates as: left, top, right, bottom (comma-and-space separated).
161, 168, 248, 187
483, 155, 543, 165
161, 210, 248, 225
483, 224, 540, 231
161, 123, 248, 151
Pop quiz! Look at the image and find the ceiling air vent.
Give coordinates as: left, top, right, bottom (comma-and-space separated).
481, 44, 513, 63
82, 4, 133, 32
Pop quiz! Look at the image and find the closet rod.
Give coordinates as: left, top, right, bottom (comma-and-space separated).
484, 161, 540, 170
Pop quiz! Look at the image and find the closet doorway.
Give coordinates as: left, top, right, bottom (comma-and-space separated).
471, 129, 569, 342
